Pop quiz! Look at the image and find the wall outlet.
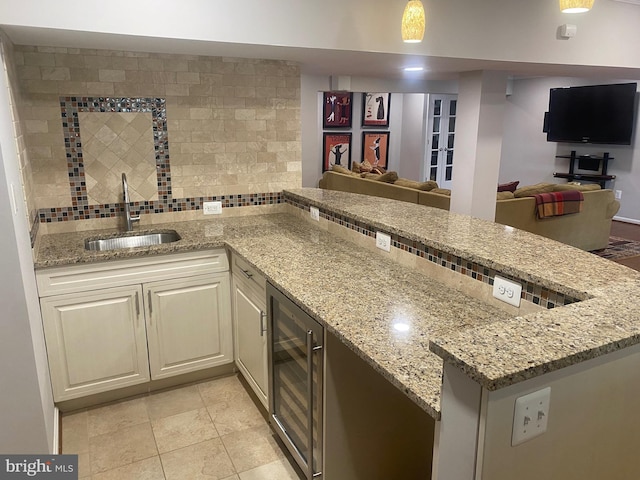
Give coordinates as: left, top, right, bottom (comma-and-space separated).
203, 201, 222, 215
615, 189, 622, 200
375, 232, 391, 252
310, 206, 320, 221
492, 276, 522, 307
512, 387, 551, 446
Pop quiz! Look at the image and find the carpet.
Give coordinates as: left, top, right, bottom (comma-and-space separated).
592, 236, 640, 260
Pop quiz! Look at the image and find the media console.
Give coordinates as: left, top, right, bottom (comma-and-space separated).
553, 150, 615, 188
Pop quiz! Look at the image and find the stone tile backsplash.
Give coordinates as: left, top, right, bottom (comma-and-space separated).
7, 43, 301, 235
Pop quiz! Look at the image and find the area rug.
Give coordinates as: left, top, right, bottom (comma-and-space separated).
592, 236, 640, 260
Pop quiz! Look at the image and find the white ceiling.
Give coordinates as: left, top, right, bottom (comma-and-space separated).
3, 25, 640, 81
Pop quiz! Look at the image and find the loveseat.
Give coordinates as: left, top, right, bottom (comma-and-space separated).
318, 170, 621, 251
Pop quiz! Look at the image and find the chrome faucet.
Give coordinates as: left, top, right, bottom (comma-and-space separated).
122, 173, 140, 231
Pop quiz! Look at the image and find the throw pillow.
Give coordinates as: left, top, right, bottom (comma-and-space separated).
351, 161, 362, 173
513, 183, 556, 198
330, 165, 353, 175
497, 180, 520, 192
374, 171, 399, 183
552, 183, 601, 192
394, 178, 439, 191
432, 188, 451, 196
497, 191, 515, 200
359, 160, 373, 173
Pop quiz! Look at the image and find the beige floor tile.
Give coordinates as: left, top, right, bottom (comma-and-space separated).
87, 397, 149, 437
238, 459, 302, 480
221, 424, 286, 473
220, 476, 240, 480
92, 456, 165, 480
152, 407, 218, 454
147, 385, 204, 420
198, 375, 249, 406
89, 422, 158, 474
61, 410, 89, 454
206, 396, 266, 436
160, 438, 236, 480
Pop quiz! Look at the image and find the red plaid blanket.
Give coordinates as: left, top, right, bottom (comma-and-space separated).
533, 190, 584, 218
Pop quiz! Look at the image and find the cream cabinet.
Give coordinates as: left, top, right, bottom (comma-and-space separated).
40, 285, 150, 401
231, 252, 268, 409
145, 273, 231, 380
36, 250, 232, 402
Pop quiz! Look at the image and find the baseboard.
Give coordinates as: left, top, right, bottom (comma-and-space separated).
613, 216, 640, 225
52, 406, 60, 454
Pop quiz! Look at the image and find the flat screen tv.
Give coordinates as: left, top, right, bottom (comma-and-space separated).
545, 82, 637, 145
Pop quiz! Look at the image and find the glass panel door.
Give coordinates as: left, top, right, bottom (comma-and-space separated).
268, 284, 323, 479
425, 94, 457, 190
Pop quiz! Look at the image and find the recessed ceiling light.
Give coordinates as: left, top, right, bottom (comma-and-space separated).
404, 66, 424, 72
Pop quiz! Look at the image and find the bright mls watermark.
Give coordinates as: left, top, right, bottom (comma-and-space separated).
0, 455, 77, 479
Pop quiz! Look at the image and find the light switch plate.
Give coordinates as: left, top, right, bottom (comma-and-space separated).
512, 387, 551, 446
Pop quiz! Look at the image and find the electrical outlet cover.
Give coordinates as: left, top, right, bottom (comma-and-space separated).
203, 201, 222, 215
310, 206, 320, 221
512, 387, 551, 446
492, 276, 522, 307
375, 232, 391, 252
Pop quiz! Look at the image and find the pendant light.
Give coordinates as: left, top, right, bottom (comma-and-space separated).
559, 0, 595, 13
402, 0, 426, 43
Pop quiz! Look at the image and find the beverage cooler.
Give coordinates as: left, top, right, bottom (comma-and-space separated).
267, 283, 323, 479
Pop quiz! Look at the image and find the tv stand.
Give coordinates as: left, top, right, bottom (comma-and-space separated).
553, 150, 615, 189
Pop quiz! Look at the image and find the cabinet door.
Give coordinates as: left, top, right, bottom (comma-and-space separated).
232, 276, 268, 408
144, 273, 233, 380
40, 285, 149, 402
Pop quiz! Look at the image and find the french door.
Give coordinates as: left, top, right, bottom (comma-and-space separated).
425, 94, 457, 190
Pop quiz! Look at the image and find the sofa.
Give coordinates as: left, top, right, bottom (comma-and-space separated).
318, 170, 621, 251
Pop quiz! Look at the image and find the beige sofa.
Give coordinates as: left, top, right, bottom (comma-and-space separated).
318, 171, 620, 251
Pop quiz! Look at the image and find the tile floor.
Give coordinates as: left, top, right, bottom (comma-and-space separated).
61, 374, 304, 480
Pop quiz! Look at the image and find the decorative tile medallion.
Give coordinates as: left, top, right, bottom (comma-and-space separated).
36, 97, 282, 224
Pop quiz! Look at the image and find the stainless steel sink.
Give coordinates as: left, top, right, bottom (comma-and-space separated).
84, 230, 181, 251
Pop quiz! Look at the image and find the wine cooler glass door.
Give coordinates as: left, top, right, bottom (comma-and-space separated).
267, 284, 323, 480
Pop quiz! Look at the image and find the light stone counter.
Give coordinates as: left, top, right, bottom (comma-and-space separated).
33, 188, 640, 419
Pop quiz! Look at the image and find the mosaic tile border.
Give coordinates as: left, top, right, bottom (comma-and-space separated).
60, 96, 171, 207
285, 196, 580, 309
36, 193, 283, 223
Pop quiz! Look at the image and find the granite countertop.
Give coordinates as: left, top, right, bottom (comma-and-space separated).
34, 188, 640, 419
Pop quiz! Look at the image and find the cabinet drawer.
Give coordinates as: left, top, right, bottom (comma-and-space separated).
36, 249, 229, 297
231, 252, 266, 295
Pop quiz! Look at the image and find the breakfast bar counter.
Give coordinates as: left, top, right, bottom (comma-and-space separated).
34, 188, 640, 421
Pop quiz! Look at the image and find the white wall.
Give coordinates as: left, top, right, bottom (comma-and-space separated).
1, 0, 640, 73
0, 42, 55, 453
500, 77, 640, 223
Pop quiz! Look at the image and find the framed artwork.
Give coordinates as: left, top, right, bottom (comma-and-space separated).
322, 132, 352, 172
362, 92, 391, 127
361, 131, 389, 169
323, 92, 353, 128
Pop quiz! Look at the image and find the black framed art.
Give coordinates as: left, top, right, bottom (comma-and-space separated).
322, 132, 352, 171
362, 92, 390, 127
361, 131, 389, 168
323, 92, 353, 128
